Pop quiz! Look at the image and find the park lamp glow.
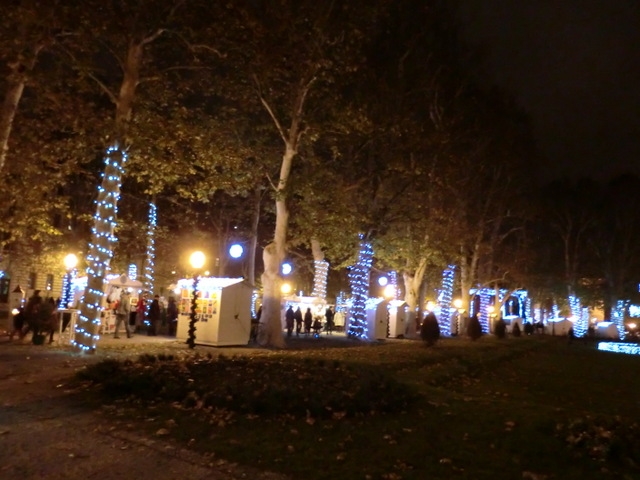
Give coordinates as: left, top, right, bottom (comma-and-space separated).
453, 298, 463, 310
229, 243, 243, 259
281, 282, 292, 295
378, 276, 389, 287
281, 262, 293, 275
425, 301, 436, 312
383, 284, 396, 299
190, 251, 206, 270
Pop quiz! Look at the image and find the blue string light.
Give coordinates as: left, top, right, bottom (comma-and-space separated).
311, 259, 329, 299
347, 237, 373, 339
74, 144, 127, 353
611, 300, 627, 341
438, 266, 455, 336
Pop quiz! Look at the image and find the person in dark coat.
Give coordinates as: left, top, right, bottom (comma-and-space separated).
294, 307, 303, 336
166, 296, 178, 336
325, 306, 335, 334
147, 295, 161, 336
284, 305, 295, 337
303, 307, 313, 335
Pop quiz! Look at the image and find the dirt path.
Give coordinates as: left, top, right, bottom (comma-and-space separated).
0, 339, 288, 480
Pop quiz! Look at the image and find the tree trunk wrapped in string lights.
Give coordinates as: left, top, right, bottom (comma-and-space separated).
347, 238, 373, 339
73, 145, 126, 352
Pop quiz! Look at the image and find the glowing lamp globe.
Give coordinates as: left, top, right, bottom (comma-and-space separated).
229, 244, 243, 259
64, 253, 78, 270
281, 282, 292, 295
378, 276, 388, 286
281, 263, 292, 275
453, 298, 463, 310
383, 284, 396, 298
190, 251, 206, 270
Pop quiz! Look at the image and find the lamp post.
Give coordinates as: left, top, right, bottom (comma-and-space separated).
453, 298, 465, 335
187, 251, 205, 349
63, 253, 78, 308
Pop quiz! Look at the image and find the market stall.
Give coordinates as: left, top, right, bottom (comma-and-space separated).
175, 277, 252, 346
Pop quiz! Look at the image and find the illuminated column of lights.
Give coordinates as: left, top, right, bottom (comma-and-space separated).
74, 144, 126, 353
251, 290, 259, 319
438, 266, 455, 336
389, 271, 399, 299
311, 259, 329, 299
143, 202, 157, 294
479, 289, 491, 333
552, 304, 559, 318
574, 307, 589, 338
611, 300, 627, 341
336, 291, 346, 313
525, 297, 532, 322
568, 295, 581, 320
347, 237, 373, 339
128, 263, 137, 281
61, 268, 77, 308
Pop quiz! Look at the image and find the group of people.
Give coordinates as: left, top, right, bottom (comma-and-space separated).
9, 290, 61, 343
284, 305, 335, 337
112, 289, 179, 339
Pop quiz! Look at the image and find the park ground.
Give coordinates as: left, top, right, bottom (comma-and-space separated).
0, 332, 639, 479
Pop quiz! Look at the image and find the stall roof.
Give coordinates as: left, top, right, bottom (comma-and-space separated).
177, 277, 245, 290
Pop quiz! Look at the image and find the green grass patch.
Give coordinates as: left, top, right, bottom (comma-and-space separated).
74, 336, 640, 479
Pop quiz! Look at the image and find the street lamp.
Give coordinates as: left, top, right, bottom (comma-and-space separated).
281, 282, 292, 295
63, 253, 78, 308
187, 251, 205, 349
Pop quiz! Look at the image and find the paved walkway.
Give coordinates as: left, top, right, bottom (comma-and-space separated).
0, 334, 304, 480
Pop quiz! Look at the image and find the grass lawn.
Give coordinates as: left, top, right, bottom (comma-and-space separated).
74, 335, 640, 479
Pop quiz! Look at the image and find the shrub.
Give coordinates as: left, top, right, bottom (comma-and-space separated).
512, 322, 522, 337
494, 318, 507, 339
523, 322, 534, 335
467, 315, 482, 340
420, 312, 440, 346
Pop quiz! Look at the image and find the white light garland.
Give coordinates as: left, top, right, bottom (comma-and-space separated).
598, 342, 640, 355
347, 237, 373, 339
74, 144, 126, 353
611, 300, 627, 341
311, 259, 329, 299
438, 266, 455, 336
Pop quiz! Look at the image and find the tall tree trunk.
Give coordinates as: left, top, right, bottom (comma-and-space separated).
258, 144, 294, 348
403, 256, 427, 336
75, 41, 145, 353
247, 185, 262, 287
310, 237, 329, 300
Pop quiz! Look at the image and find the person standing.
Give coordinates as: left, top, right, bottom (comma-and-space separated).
166, 296, 178, 336
284, 305, 295, 338
294, 306, 303, 336
325, 306, 335, 335
135, 293, 147, 332
114, 289, 132, 339
20, 290, 43, 340
304, 307, 313, 335
147, 295, 161, 336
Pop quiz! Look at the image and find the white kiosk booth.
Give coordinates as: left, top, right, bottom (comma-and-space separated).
365, 298, 388, 340
176, 277, 252, 346
388, 300, 407, 338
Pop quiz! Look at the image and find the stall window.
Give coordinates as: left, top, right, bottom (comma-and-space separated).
45, 274, 54, 292
28, 272, 37, 290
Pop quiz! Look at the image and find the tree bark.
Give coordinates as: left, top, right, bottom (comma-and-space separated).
75, 41, 146, 353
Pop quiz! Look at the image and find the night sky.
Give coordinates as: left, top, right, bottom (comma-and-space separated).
457, 0, 640, 182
